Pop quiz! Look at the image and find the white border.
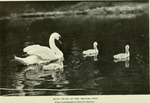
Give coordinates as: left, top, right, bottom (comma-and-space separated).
0, 0, 149, 103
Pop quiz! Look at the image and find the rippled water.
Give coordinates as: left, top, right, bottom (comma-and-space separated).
0, 12, 149, 96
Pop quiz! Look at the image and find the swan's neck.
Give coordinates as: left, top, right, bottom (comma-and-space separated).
49, 35, 63, 57
59, 58, 64, 68
125, 49, 130, 56
94, 45, 98, 50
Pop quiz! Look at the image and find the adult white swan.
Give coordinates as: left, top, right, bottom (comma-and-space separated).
83, 42, 98, 56
113, 45, 130, 59
15, 32, 63, 65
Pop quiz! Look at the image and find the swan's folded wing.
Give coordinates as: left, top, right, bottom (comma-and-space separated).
114, 53, 126, 59
23, 45, 41, 52
23, 45, 56, 60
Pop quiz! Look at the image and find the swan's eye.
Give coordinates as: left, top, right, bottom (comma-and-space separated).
125, 46, 129, 49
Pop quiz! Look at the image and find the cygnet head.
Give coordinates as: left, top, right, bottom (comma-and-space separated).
93, 42, 98, 50
93, 42, 98, 46
52, 32, 61, 40
125, 45, 129, 50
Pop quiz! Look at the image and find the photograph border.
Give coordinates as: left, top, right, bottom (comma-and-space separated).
0, 0, 149, 103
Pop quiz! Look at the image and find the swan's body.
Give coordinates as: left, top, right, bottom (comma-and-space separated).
15, 32, 63, 65
114, 57, 130, 68
83, 42, 98, 56
23, 45, 56, 60
113, 45, 130, 59
113, 57, 130, 63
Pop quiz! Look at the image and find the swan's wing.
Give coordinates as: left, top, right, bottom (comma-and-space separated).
23, 45, 41, 52
83, 49, 98, 55
83, 49, 93, 54
114, 53, 127, 59
23, 45, 56, 60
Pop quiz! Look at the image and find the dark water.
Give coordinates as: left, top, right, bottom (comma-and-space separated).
0, 12, 149, 96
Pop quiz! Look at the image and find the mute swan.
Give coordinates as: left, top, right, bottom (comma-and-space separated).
15, 32, 63, 65
83, 42, 98, 56
113, 45, 130, 59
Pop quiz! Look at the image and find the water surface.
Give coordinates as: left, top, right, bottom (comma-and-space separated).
0, 11, 149, 96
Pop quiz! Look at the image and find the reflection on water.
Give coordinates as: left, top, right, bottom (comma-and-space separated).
8, 59, 69, 96
0, 9, 149, 95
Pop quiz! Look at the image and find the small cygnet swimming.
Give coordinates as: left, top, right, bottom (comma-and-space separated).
83, 42, 98, 56
113, 45, 130, 59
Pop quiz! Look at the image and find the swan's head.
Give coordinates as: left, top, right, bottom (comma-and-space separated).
125, 45, 129, 50
93, 42, 98, 50
52, 32, 61, 40
93, 42, 98, 46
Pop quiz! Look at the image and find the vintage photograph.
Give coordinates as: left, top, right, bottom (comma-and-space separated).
0, 0, 149, 96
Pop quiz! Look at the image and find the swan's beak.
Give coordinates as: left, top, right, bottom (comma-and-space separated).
58, 35, 62, 44
58, 40, 62, 44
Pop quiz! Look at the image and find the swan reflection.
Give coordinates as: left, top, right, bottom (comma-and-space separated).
18, 59, 65, 83
23, 59, 64, 80
114, 57, 130, 68
15, 80, 26, 96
